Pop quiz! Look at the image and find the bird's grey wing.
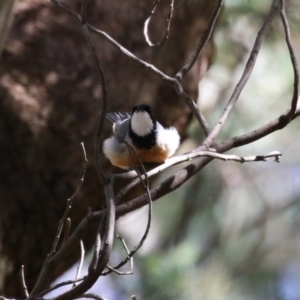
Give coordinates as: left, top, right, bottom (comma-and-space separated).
106, 112, 131, 124
114, 118, 130, 141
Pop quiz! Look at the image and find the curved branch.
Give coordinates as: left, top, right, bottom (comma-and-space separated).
279, 0, 299, 117
202, 2, 279, 148
143, 0, 174, 47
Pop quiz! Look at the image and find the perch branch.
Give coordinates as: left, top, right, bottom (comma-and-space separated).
114, 150, 282, 203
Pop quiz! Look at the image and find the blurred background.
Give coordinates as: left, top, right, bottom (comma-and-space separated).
1, 0, 300, 299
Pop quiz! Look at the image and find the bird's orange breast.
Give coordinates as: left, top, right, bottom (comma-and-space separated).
109, 144, 171, 169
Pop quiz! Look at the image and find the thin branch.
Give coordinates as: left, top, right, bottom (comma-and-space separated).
62, 218, 71, 245
103, 233, 133, 275
219, 108, 299, 151
279, 0, 299, 117
32, 278, 85, 298
81, 26, 107, 184
143, 0, 174, 47
30, 142, 88, 295
175, 0, 223, 80
52, 0, 108, 185
114, 150, 282, 203
73, 240, 85, 287
88, 217, 103, 272
202, 2, 279, 148
52, 176, 116, 300
104, 179, 151, 274
51, 0, 79, 22
49, 143, 87, 257
114, 149, 283, 219
20, 265, 29, 298
103, 145, 152, 276
104, 264, 132, 276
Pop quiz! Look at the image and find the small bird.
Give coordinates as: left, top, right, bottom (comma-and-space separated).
103, 104, 180, 169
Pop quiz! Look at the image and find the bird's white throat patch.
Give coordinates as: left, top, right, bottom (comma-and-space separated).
131, 111, 154, 136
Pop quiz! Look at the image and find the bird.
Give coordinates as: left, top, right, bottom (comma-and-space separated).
103, 104, 180, 169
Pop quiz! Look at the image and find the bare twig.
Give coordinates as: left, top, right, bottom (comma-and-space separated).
114, 150, 282, 203
88, 218, 103, 272
114, 150, 282, 219
62, 218, 71, 245
103, 233, 133, 275
73, 240, 85, 287
143, 0, 174, 47
102, 145, 152, 276
103, 180, 151, 274
175, 0, 223, 80
202, 2, 279, 148
54, 0, 108, 185
49, 143, 87, 258
51, 0, 79, 22
32, 278, 85, 298
279, 0, 299, 118
54, 178, 115, 300
30, 142, 88, 295
104, 264, 132, 276
20, 265, 29, 298
52, 175, 115, 300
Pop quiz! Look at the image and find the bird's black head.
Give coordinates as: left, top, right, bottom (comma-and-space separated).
129, 103, 157, 149
132, 104, 152, 115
